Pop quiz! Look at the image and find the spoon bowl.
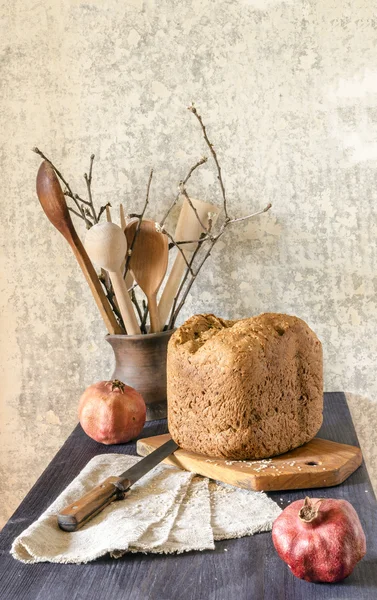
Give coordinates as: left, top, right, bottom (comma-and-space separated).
85, 222, 127, 273
85, 222, 140, 335
125, 219, 168, 333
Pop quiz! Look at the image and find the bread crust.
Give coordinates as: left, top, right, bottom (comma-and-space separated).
167, 313, 323, 459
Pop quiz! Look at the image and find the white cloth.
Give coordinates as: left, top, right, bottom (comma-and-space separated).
11, 454, 281, 564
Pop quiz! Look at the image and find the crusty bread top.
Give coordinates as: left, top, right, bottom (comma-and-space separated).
169, 312, 317, 359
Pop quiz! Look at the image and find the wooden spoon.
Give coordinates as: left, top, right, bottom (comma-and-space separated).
36, 161, 123, 335
158, 197, 221, 327
119, 204, 134, 291
125, 220, 168, 333
85, 222, 140, 335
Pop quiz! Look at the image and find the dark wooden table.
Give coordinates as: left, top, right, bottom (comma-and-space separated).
0, 392, 376, 600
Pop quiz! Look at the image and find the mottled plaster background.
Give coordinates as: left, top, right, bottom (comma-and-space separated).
1, 0, 377, 527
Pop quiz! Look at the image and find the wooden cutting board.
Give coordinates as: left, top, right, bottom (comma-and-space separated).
137, 434, 362, 491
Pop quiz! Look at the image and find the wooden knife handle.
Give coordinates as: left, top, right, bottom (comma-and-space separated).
57, 476, 130, 532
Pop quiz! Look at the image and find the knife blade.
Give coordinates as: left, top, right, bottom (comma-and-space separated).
57, 438, 179, 532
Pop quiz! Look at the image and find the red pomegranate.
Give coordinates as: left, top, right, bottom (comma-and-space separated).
272, 496, 366, 583
78, 380, 146, 444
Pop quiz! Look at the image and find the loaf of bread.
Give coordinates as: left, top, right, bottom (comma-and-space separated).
167, 313, 323, 460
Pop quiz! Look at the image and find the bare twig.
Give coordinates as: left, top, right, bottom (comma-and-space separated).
68, 207, 83, 219
168, 241, 203, 330
188, 105, 229, 220
98, 275, 125, 333
173, 235, 212, 246
141, 300, 149, 331
33, 147, 98, 232
166, 210, 217, 327
168, 200, 272, 328
183, 156, 208, 185
127, 282, 139, 293
124, 168, 153, 274
228, 203, 272, 223
127, 280, 146, 331
98, 202, 111, 221
159, 157, 207, 227
173, 214, 215, 246
158, 224, 194, 275
84, 154, 98, 223
81, 205, 93, 229
130, 288, 145, 332
165, 106, 273, 327
180, 185, 212, 234
74, 193, 92, 207
169, 231, 225, 329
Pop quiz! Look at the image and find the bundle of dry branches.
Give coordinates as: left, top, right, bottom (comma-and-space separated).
33, 105, 271, 333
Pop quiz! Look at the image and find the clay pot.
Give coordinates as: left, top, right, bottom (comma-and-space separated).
105, 329, 174, 421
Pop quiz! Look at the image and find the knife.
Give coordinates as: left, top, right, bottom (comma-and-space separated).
57, 438, 179, 532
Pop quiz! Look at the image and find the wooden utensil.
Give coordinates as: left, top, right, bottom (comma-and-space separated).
125, 219, 168, 333
85, 222, 140, 335
137, 434, 362, 492
105, 204, 133, 304
158, 197, 221, 327
119, 204, 126, 229
36, 161, 123, 335
119, 206, 134, 291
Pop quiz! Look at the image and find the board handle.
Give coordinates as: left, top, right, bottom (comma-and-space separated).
57, 476, 130, 532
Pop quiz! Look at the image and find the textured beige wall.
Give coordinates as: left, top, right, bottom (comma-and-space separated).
1, 0, 377, 528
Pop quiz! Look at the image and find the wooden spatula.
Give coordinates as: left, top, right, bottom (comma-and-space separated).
125, 219, 168, 333
158, 197, 221, 327
36, 161, 123, 335
85, 222, 141, 335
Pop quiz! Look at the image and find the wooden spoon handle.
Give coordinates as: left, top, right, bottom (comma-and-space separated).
148, 294, 161, 333
110, 271, 141, 335
120, 204, 126, 229
124, 270, 134, 290
69, 238, 123, 335
158, 252, 188, 328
